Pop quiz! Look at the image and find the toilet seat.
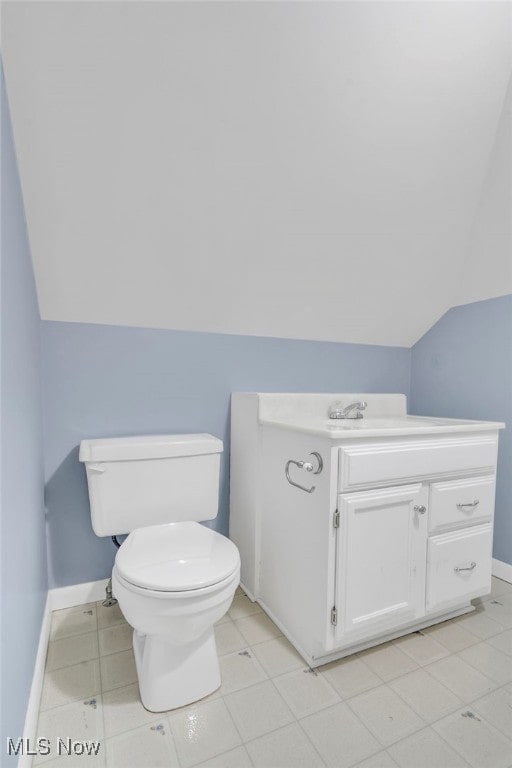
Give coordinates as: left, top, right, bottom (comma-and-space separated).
115, 521, 240, 592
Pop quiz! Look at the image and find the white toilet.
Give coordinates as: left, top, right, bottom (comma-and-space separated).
79, 433, 240, 712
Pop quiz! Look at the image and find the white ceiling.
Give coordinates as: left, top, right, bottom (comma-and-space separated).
2, 1, 511, 347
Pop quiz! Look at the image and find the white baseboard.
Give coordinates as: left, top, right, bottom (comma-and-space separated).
49, 578, 109, 611
492, 558, 512, 584
18, 593, 52, 768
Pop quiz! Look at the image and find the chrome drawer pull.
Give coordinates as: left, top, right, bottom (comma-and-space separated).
454, 561, 477, 573
456, 500, 480, 510
414, 505, 427, 515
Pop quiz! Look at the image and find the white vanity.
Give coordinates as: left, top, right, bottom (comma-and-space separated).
229, 393, 504, 667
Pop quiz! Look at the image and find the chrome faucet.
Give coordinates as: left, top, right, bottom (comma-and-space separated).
329, 401, 368, 420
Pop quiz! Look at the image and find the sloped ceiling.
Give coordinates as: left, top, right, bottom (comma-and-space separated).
2, 1, 511, 346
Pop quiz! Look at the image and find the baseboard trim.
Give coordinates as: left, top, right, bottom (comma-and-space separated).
49, 578, 109, 611
18, 593, 52, 768
492, 558, 512, 584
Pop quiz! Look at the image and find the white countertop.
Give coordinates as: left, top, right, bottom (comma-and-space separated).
260, 414, 505, 439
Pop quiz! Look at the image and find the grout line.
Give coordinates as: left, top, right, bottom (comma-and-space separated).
95, 620, 108, 762
266, 671, 333, 765
431, 712, 499, 767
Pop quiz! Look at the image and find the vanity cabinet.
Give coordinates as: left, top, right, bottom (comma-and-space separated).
230, 393, 504, 667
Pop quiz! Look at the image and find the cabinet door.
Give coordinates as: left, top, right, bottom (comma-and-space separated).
336, 484, 427, 642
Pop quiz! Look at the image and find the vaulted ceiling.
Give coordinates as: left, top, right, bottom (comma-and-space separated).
2, 1, 511, 346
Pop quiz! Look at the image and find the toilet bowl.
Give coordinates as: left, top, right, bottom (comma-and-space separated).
111, 521, 240, 712
79, 433, 241, 713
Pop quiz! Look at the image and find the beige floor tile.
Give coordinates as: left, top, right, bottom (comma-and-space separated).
355, 752, 398, 768
301, 702, 381, 768
251, 636, 304, 677
46, 631, 99, 672
99, 649, 138, 692
456, 609, 505, 639
35, 696, 103, 765
235, 613, 282, 645
214, 611, 232, 626
273, 668, 340, 718
388, 727, 470, 768
458, 641, 512, 684
50, 604, 97, 641
194, 746, 252, 768
432, 707, 512, 768
348, 685, 424, 747
106, 721, 179, 768
224, 680, 294, 741
32, 755, 105, 768
168, 698, 241, 768
102, 683, 161, 737
214, 620, 247, 656
389, 668, 462, 723
40, 660, 101, 711
320, 656, 381, 700
218, 648, 267, 694
246, 722, 325, 768
477, 598, 512, 628
421, 619, 478, 652
228, 595, 262, 620
393, 632, 449, 666
488, 577, 512, 600
96, 601, 127, 630
472, 686, 512, 740
98, 623, 133, 656
488, 628, 512, 656
426, 654, 496, 702
357, 642, 418, 682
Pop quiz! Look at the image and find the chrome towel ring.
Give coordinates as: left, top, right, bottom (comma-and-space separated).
285, 452, 323, 493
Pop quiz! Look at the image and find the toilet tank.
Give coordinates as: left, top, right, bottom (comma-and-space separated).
79, 434, 223, 537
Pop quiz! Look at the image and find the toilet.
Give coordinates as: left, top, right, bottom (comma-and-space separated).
79, 433, 240, 712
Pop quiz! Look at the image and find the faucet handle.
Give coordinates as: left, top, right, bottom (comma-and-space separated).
329, 400, 367, 420
329, 402, 344, 419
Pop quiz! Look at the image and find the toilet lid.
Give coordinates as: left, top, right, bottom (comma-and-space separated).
115, 521, 240, 592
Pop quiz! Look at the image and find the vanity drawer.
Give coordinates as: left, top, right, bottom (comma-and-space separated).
426, 525, 492, 612
429, 476, 495, 534
338, 435, 498, 491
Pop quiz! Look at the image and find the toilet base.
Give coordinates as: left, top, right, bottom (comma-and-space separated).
133, 629, 221, 712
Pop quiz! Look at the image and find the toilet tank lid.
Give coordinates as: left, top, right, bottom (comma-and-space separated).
79, 434, 223, 462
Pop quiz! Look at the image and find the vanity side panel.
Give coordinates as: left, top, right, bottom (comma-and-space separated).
259, 426, 336, 661
230, 393, 261, 598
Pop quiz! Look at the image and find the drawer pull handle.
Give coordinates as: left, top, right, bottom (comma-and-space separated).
456, 500, 480, 510
414, 504, 427, 515
454, 561, 477, 573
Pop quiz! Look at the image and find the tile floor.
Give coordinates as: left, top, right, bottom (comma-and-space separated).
34, 578, 512, 768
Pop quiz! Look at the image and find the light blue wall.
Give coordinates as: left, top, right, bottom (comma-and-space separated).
1, 70, 48, 758
411, 295, 512, 565
41, 320, 411, 588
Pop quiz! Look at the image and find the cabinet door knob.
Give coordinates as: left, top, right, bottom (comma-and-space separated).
414, 504, 427, 515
